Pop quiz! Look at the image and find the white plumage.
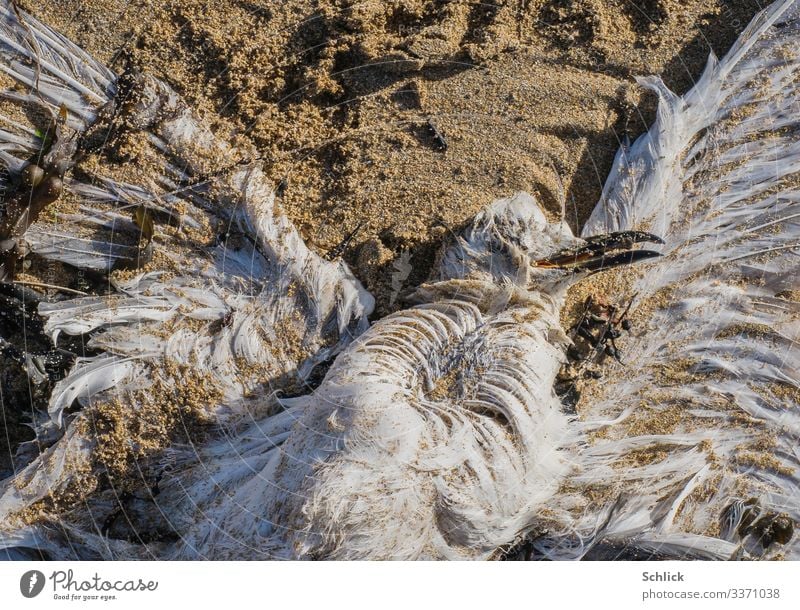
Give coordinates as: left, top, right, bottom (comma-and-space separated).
559, 0, 800, 560
0, 0, 798, 560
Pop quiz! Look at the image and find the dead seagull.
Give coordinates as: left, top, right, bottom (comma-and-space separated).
0, 0, 798, 560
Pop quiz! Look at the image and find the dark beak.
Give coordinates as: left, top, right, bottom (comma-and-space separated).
533, 231, 664, 272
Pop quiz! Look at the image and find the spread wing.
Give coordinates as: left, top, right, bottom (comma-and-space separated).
0, 1, 373, 557
0, 1, 373, 423
543, 0, 800, 560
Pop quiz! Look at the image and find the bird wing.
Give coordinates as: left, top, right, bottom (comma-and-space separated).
0, 1, 115, 134
0, 1, 373, 555
545, 0, 800, 560
0, 0, 373, 420
27, 72, 375, 421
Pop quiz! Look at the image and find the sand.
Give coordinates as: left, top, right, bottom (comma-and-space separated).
15, 0, 766, 313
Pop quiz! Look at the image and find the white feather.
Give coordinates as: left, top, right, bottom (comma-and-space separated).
1, 0, 799, 562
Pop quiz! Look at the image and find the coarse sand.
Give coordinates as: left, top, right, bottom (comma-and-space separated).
15, 0, 766, 313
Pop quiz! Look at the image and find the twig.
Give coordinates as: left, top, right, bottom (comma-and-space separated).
611, 292, 637, 325
324, 220, 365, 261
12, 280, 88, 296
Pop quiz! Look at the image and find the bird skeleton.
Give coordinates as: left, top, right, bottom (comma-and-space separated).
0, 0, 798, 560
